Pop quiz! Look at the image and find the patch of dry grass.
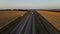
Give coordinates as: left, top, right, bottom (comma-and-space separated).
0, 11, 26, 29
37, 10, 60, 31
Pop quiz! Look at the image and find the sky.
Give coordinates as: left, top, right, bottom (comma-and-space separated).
0, 0, 60, 9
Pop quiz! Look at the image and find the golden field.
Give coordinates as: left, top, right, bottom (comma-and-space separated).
37, 10, 60, 31
0, 11, 26, 29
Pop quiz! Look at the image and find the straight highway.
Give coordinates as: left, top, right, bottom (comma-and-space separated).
0, 10, 60, 34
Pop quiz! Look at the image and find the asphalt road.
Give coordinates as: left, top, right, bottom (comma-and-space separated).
0, 10, 60, 34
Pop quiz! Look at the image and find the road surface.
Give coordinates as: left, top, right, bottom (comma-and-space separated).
0, 10, 60, 34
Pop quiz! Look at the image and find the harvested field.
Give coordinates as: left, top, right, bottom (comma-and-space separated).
0, 11, 26, 29
37, 10, 60, 31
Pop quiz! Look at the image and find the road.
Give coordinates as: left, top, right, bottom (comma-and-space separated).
0, 10, 60, 34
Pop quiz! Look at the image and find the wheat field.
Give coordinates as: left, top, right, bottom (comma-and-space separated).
0, 11, 26, 29
37, 10, 60, 31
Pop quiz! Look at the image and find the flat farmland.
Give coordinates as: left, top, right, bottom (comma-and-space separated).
37, 10, 60, 31
0, 11, 26, 29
